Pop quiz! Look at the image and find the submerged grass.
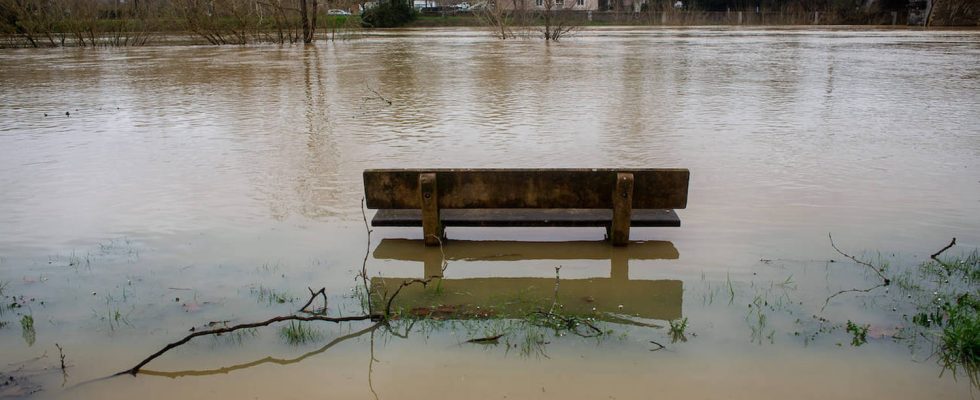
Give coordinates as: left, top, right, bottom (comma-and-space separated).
668, 317, 688, 343
835, 248, 980, 383
20, 314, 35, 346
250, 286, 295, 306
279, 321, 322, 345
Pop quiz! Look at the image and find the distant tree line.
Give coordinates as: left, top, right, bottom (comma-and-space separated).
0, 0, 976, 47
0, 0, 359, 47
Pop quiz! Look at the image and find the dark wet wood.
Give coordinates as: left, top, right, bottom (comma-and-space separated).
418, 173, 443, 246
610, 172, 634, 246
371, 209, 680, 227
363, 168, 689, 210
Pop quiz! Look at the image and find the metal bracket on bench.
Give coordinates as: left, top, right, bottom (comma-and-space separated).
419, 172, 444, 246
610, 172, 634, 246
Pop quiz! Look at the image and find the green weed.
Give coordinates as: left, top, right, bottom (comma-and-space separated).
21, 314, 35, 346
251, 286, 294, 306
846, 320, 869, 346
669, 317, 688, 343
280, 321, 322, 345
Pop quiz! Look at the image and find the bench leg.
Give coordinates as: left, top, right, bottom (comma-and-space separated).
610, 172, 634, 246
419, 173, 444, 246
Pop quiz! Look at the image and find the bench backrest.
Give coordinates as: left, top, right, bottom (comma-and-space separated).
363, 168, 689, 209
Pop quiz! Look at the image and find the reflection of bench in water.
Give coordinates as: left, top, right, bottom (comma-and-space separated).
371, 239, 682, 322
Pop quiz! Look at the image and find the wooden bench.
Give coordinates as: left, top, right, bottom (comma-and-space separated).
363, 168, 689, 246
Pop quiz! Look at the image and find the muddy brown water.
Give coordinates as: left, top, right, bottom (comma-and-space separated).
1, 27, 979, 399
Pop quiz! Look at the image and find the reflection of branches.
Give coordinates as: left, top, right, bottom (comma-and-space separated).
368, 328, 380, 400
138, 322, 382, 378
360, 198, 374, 313
829, 233, 890, 286
822, 234, 890, 311
527, 311, 603, 338
822, 283, 887, 312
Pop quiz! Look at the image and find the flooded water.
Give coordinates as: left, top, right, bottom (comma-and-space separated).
1, 27, 979, 399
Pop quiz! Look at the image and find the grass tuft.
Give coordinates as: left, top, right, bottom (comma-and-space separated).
280, 321, 322, 345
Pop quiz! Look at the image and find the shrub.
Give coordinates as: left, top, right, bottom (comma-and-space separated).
361, 0, 417, 28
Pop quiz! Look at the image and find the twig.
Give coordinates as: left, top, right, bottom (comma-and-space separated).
299, 287, 327, 314
829, 233, 890, 286
528, 311, 602, 338
384, 279, 430, 317
114, 313, 378, 376
366, 84, 392, 105
55, 343, 66, 371
466, 334, 505, 344
931, 238, 957, 261
548, 266, 561, 314
426, 234, 449, 277
360, 198, 374, 313
649, 340, 665, 351
822, 234, 892, 310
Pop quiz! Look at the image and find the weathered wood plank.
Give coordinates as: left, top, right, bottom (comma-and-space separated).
371, 208, 681, 227
610, 172, 634, 246
363, 168, 689, 210
418, 173, 443, 246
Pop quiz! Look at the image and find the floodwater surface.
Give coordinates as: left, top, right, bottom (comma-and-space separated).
1, 27, 979, 399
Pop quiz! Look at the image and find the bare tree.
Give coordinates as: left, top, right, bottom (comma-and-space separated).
536, 0, 578, 41
300, 0, 318, 43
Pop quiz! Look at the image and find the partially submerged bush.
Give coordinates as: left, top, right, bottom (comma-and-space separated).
361, 1, 417, 28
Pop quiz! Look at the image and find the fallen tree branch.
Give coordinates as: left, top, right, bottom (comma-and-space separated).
114, 313, 379, 376
137, 323, 382, 378
829, 233, 890, 286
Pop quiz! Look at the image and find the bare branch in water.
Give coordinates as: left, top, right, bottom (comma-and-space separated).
116, 287, 381, 376
114, 312, 379, 377
360, 197, 374, 313
299, 287, 328, 314
821, 234, 893, 311
829, 233, 890, 286
931, 238, 957, 261
365, 84, 392, 105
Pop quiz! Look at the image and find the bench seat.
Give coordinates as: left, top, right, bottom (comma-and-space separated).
372, 208, 680, 228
